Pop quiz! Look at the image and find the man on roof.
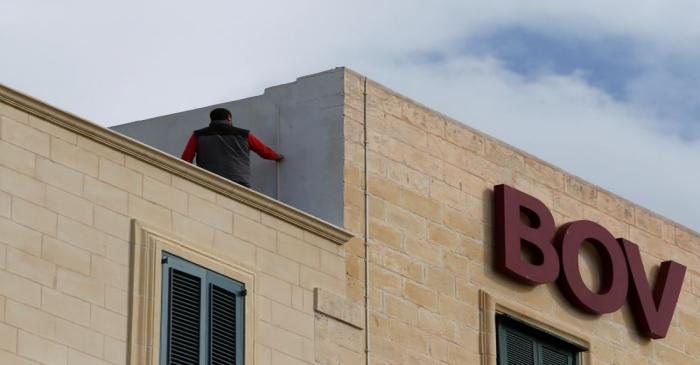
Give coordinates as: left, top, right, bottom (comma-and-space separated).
181, 107, 283, 187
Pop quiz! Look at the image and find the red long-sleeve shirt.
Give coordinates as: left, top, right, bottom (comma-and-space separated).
180, 132, 281, 163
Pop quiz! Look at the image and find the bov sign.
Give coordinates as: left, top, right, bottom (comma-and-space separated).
494, 184, 686, 339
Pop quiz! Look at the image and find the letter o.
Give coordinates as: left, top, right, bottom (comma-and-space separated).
555, 221, 628, 314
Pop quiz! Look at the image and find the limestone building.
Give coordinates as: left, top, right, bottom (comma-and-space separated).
0, 68, 698, 365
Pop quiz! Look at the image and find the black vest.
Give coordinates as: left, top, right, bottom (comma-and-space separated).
194, 120, 251, 187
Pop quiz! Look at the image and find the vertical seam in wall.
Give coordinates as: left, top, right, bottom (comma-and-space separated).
362, 76, 371, 365
275, 104, 281, 200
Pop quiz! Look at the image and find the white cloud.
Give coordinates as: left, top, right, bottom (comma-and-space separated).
362, 55, 699, 228
0, 0, 698, 230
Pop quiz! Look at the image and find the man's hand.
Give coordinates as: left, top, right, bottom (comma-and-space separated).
276, 154, 285, 162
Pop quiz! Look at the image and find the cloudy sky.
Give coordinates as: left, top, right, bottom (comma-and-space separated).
1, 0, 698, 231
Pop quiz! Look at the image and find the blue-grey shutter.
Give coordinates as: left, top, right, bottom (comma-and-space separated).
540, 345, 573, 365
497, 315, 580, 365
210, 285, 237, 364
499, 327, 536, 365
161, 252, 245, 365
207, 271, 245, 365
168, 270, 203, 364
161, 253, 207, 365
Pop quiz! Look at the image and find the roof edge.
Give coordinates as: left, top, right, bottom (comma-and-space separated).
0, 83, 353, 245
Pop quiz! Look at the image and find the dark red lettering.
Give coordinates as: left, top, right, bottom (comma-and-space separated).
494, 184, 558, 285
492, 185, 686, 339
620, 239, 686, 339
555, 221, 628, 314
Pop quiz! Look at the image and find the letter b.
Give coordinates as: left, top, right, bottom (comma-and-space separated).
494, 184, 559, 285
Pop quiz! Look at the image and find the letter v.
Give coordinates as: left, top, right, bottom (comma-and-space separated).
619, 238, 686, 339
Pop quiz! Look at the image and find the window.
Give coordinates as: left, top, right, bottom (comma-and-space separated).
160, 252, 246, 365
497, 315, 583, 365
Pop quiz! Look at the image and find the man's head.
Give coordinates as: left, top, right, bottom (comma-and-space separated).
210, 108, 232, 122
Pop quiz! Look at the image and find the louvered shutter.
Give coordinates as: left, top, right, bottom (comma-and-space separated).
540, 345, 573, 365
497, 315, 581, 365
207, 271, 245, 365
161, 254, 207, 365
168, 270, 203, 364
499, 327, 537, 365
161, 252, 245, 365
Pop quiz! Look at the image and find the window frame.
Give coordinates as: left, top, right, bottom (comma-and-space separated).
128, 221, 255, 365
478, 290, 591, 365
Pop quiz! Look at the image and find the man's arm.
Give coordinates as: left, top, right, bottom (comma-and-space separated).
181, 134, 198, 162
248, 133, 283, 160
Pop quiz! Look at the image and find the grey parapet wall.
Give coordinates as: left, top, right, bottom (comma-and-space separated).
111, 68, 346, 227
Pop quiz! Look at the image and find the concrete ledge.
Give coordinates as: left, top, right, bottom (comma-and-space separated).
0, 83, 353, 245
314, 288, 364, 329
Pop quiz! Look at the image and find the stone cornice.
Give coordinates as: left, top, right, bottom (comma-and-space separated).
0, 83, 353, 245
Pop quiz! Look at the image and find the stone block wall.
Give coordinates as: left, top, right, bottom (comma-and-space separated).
342, 69, 700, 365
0, 91, 359, 365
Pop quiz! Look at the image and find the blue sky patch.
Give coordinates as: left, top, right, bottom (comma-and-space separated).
463, 26, 645, 99
460, 26, 699, 139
